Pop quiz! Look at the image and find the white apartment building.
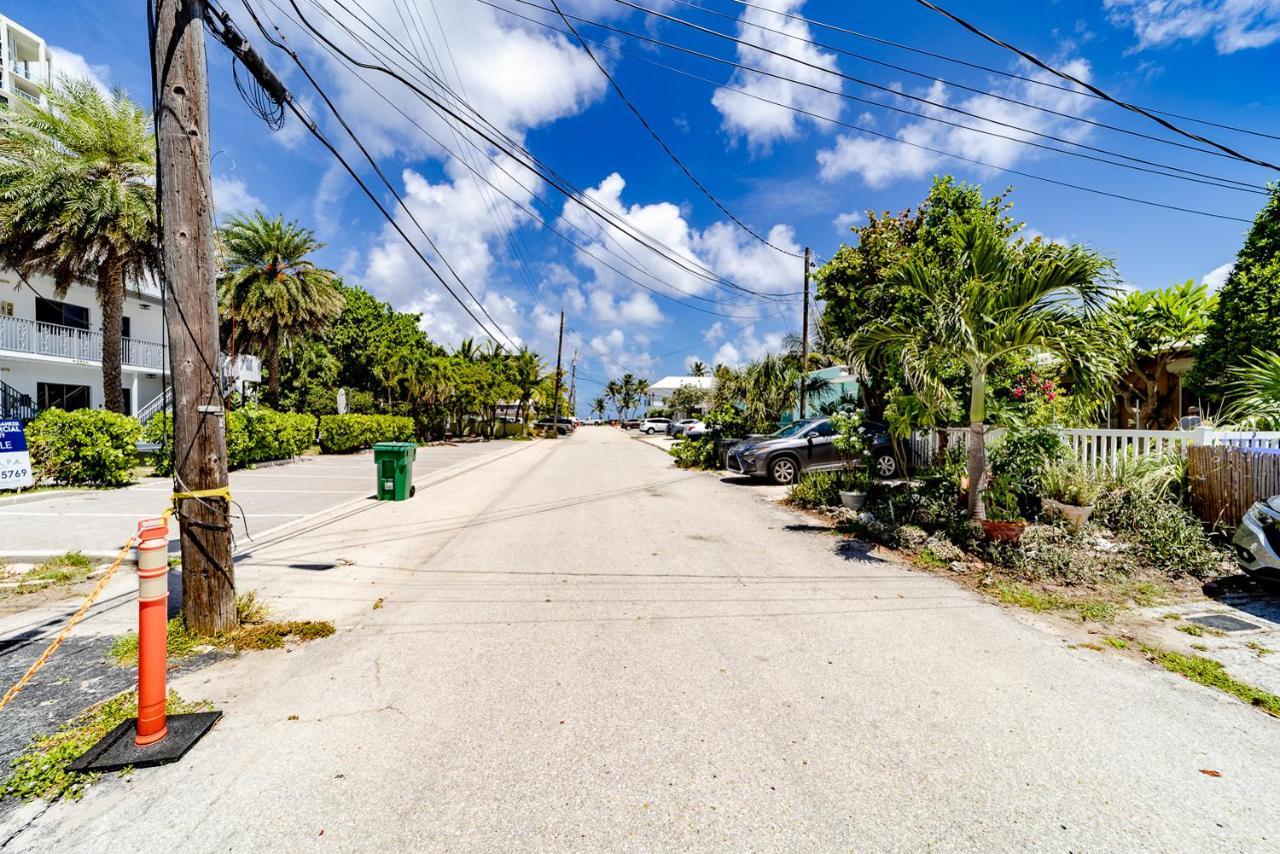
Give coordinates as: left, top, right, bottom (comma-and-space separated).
0, 270, 172, 421
0, 13, 51, 110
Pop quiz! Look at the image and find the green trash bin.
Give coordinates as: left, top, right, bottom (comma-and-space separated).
372, 441, 417, 500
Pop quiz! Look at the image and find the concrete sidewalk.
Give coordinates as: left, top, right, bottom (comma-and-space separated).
0, 440, 513, 563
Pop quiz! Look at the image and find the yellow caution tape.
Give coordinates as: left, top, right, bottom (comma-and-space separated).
171, 485, 232, 504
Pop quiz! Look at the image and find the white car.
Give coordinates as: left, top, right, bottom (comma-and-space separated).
682, 420, 708, 439
639, 417, 671, 434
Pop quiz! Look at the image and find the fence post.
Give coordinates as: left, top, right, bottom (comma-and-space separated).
1190, 426, 1214, 447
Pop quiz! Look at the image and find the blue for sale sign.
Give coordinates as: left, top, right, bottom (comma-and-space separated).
0, 419, 33, 490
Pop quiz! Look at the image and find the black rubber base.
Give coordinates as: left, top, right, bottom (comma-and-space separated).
67, 711, 222, 774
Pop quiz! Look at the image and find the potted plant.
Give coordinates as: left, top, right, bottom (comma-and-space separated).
831, 411, 872, 510
1039, 461, 1102, 531
981, 474, 1027, 542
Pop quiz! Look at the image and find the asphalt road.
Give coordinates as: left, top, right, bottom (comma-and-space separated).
3, 427, 1279, 851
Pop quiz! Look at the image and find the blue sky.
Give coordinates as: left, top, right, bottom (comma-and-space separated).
8, 0, 1279, 404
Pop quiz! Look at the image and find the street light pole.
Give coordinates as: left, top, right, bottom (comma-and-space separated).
150, 0, 236, 634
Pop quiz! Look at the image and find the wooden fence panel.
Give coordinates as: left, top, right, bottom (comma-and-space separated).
1188, 446, 1280, 528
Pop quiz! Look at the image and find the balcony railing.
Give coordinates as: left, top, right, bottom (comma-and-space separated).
0, 315, 168, 371
9, 61, 46, 85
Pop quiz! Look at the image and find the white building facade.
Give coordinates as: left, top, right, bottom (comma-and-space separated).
647, 376, 715, 415
0, 13, 50, 110
0, 271, 171, 420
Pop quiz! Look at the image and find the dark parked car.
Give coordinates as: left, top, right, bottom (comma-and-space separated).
533, 416, 576, 435
666, 418, 698, 437
725, 416, 899, 485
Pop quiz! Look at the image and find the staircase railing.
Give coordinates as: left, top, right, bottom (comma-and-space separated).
0, 379, 37, 423
136, 386, 172, 425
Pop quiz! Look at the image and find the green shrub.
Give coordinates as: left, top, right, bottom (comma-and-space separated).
989, 425, 1067, 517
788, 470, 860, 508
317, 414, 414, 453
1095, 486, 1230, 579
144, 407, 317, 475
1040, 461, 1104, 507
26, 409, 141, 487
669, 436, 718, 470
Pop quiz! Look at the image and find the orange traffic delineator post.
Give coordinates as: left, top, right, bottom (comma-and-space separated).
67, 516, 222, 774
135, 537, 169, 746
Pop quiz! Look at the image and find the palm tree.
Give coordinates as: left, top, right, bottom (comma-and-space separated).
511, 347, 545, 432
218, 212, 343, 406
455, 337, 479, 362
0, 79, 158, 414
849, 220, 1119, 519
634, 377, 650, 413
591, 396, 607, 419
689, 360, 708, 377
1224, 349, 1280, 430
605, 379, 623, 419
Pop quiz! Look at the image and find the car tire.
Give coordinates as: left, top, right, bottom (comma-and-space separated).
874, 452, 898, 479
769, 455, 799, 485
645, 427, 655, 434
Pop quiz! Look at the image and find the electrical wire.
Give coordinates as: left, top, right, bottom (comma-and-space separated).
482, 0, 1257, 224
721, 0, 1280, 142
594, 0, 1271, 182
908, 0, 1280, 170
494, 0, 1263, 196
285, 0, 804, 301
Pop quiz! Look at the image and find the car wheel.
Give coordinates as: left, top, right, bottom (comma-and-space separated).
769, 456, 798, 485
874, 453, 898, 478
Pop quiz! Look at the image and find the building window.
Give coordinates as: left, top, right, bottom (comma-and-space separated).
122, 315, 131, 339
35, 297, 89, 331
37, 382, 91, 411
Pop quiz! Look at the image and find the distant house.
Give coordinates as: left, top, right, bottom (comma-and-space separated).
785, 366, 861, 423
1108, 348, 1198, 430
647, 375, 715, 415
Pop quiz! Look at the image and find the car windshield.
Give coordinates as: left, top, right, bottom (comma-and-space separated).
769, 420, 812, 439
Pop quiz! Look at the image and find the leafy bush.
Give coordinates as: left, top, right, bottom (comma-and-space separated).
1095, 485, 1229, 579
26, 409, 141, 487
789, 470, 863, 508
317, 414, 414, 453
669, 436, 718, 470
989, 425, 1068, 517
144, 407, 317, 475
1040, 461, 1104, 507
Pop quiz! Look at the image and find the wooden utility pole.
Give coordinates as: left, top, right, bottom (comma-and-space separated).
151, 0, 236, 635
568, 349, 578, 416
551, 310, 565, 428
799, 246, 811, 418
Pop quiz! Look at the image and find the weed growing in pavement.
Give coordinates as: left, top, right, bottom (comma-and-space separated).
1103, 636, 1129, 650
1143, 646, 1280, 717
235, 590, 270, 624
0, 690, 209, 803
1247, 642, 1275, 657
3, 552, 96, 594
987, 581, 1117, 623
1177, 623, 1206, 637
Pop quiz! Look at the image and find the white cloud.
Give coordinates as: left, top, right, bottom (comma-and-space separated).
710, 0, 844, 149
588, 288, 664, 326
586, 328, 653, 375
211, 176, 265, 220
703, 321, 726, 344
816, 62, 1096, 188
713, 328, 788, 368
1202, 261, 1234, 290
48, 46, 111, 96
1104, 0, 1280, 53
832, 211, 862, 232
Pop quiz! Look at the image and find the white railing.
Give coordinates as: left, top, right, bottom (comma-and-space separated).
10, 61, 45, 84
137, 387, 171, 424
913, 425, 1280, 469
0, 315, 167, 371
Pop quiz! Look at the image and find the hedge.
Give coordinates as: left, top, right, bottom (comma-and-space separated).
317, 414, 415, 453
26, 408, 142, 487
144, 407, 317, 476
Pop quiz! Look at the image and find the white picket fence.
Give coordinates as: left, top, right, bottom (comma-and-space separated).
912, 426, 1280, 470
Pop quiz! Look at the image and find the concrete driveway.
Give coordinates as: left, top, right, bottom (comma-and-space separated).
3, 427, 1280, 850
0, 441, 510, 562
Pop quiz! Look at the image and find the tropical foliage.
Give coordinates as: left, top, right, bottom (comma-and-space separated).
0, 79, 158, 413
1187, 183, 1280, 406
1224, 349, 1280, 430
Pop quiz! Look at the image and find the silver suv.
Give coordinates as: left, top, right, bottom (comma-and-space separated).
639, 418, 670, 434
1233, 494, 1280, 578
725, 417, 898, 485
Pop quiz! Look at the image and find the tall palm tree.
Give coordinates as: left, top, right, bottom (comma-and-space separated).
849, 220, 1119, 519
689, 360, 708, 377
605, 379, 623, 419
0, 78, 158, 414
218, 212, 343, 406
455, 337, 479, 362
633, 377, 650, 412
591, 396, 607, 419
511, 347, 545, 432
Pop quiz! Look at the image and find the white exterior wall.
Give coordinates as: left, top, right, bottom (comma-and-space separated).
0, 13, 51, 110
0, 270, 169, 417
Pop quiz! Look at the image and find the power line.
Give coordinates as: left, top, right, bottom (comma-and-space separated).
286, 0, 804, 302
908, 0, 1280, 170
545, 0, 802, 259
721, 0, 1280, 143
495, 0, 1263, 196
666, 0, 1247, 162
483, 0, 1256, 224
594, 0, 1270, 184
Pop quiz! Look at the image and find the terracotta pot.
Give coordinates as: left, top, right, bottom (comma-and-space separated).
981, 519, 1027, 543
1041, 498, 1094, 532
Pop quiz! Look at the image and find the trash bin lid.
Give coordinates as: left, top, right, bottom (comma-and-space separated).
372, 441, 417, 452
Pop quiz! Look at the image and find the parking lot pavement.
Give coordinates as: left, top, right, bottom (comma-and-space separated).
0, 440, 514, 563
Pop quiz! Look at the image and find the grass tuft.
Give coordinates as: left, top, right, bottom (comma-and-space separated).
1145, 647, 1280, 717
1102, 636, 1129, 650
0, 690, 208, 803
990, 581, 1117, 623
